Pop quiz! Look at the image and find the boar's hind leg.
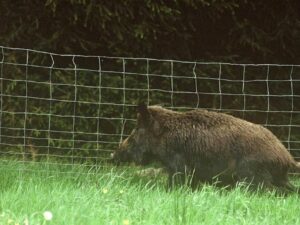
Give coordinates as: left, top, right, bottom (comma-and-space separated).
271, 170, 299, 195
236, 160, 274, 191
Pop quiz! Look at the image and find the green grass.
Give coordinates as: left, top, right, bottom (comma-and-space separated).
1, 160, 300, 225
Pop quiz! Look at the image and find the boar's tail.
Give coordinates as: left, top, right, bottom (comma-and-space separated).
296, 162, 300, 173
291, 161, 300, 174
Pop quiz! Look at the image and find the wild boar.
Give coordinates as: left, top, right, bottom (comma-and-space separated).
111, 104, 300, 193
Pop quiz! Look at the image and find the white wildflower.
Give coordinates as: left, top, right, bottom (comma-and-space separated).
43, 211, 53, 221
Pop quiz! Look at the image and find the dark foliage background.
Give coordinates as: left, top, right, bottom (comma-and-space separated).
1, 0, 300, 63
1, 0, 300, 162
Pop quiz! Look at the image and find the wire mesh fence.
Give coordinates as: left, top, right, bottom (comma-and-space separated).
1, 46, 300, 170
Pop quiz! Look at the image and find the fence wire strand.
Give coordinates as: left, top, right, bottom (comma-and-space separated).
1, 45, 300, 170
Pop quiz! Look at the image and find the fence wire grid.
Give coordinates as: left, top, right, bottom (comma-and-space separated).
1, 46, 300, 170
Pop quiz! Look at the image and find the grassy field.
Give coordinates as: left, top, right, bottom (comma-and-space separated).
1, 160, 300, 225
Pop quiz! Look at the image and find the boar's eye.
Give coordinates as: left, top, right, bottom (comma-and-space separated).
137, 127, 146, 134
133, 128, 146, 142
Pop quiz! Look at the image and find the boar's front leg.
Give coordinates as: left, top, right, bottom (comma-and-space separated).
167, 170, 186, 189
164, 153, 192, 189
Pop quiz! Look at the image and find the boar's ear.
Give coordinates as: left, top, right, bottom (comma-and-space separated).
137, 103, 150, 125
137, 103, 162, 135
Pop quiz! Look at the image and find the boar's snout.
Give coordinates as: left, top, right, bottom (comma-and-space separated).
110, 137, 132, 165
110, 150, 131, 165
110, 127, 154, 166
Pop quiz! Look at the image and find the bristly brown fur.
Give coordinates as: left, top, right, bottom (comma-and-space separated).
113, 105, 300, 193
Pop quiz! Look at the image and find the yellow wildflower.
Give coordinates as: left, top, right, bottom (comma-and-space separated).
102, 188, 108, 194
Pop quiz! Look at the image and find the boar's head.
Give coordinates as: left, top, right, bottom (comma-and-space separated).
111, 103, 160, 165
